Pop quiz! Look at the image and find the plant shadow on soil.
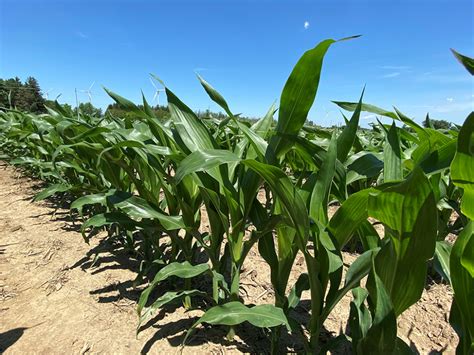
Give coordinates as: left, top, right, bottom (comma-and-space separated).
137, 305, 350, 354
14, 174, 441, 354
69, 237, 143, 303
19, 189, 351, 353
63, 237, 351, 353
0, 327, 28, 353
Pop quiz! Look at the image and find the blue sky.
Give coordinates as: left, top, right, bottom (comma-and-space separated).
1, 0, 473, 126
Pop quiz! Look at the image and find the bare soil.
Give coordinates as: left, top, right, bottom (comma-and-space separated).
0, 163, 458, 354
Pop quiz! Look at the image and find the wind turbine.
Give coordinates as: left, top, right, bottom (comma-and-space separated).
150, 78, 165, 106
80, 81, 95, 102
43, 88, 54, 100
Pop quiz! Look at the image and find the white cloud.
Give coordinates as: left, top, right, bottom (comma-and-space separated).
381, 72, 400, 79
433, 100, 473, 113
75, 31, 88, 39
416, 72, 473, 84
304, 21, 310, 30
380, 65, 411, 70
405, 95, 472, 114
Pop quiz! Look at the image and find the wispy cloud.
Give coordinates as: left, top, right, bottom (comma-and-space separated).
304, 21, 310, 30
75, 31, 88, 39
381, 72, 401, 79
415, 98, 473, 114
416, 72, 473, 84
378, 65, 411, 80
432, 100, 473, 113
380, 65, 411, 70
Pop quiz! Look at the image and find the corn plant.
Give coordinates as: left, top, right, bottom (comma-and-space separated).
0, 38, 472, 354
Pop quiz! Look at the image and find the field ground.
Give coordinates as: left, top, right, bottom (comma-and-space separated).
0, 162, 458, 354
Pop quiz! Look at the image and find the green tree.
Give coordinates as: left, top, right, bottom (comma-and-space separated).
423, 115, 452, 130
0, 76, 46, 113
24, 77, 46, 113
74, 102, 103, 117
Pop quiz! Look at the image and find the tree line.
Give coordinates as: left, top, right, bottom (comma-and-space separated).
0, 76, 258, 122
0, 76, 454, 130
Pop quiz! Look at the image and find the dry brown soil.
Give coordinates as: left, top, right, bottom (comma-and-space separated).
0, 162, 458, 354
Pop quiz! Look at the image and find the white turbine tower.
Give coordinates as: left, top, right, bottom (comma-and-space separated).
80, 81, 95, 103
43, 88, 53, 100
150, 78, 165, 106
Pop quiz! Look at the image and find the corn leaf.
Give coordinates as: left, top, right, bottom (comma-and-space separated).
451, 48, 474, 75
137, 262, 211, 315
185, 301, 290, 345
368, 168, 437, 315
449, 222, 474, 354
450, 112, 474, 219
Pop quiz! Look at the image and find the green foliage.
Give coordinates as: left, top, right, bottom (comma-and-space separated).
423, 116, 453, 130
0, 76, 46, 113
0, 39, 471, 353
75, 102, 103, 117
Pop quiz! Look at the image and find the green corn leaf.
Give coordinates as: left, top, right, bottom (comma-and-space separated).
70, 191, 112, 217
322, 248, 380, 322
108, 193, 185, 230
137, 262, 210, 315
33, 183, 71, 201
309, 133, 337, 224
449, 222, 474, 354
334, 101, 426, 138
328, 188, 374, 248
356, 220, 382, 251
450, 112, 474, 219
270, 37, 353, 157
104, 87, 148, 119
197, 75, 268, 158
411, 128, 456, 174
251, 103, 277, 138
418, 138, 457, 174
451, 48, 474, 75
174, 149, 241, 183
358, 266, 397, 354
184, 301, 290, 345
346, 152, 384, 184
81, 212, 138, 241
137, 290, 207, 334
243, 159, 309, 247
196, 74, 233, 118
368, 168, 437, 315
336, 89, 364, 163
160, 77, 215, 152
333, 101, 398, 120
434, 241, 452, 283
349, 287, 371, 349
382, 122, 402, 182
288, 273, 310, 309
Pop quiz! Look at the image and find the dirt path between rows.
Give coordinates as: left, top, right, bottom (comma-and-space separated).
0, 162, 458, 354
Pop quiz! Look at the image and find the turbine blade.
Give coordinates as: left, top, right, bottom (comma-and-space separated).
150, 78, 158, 89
